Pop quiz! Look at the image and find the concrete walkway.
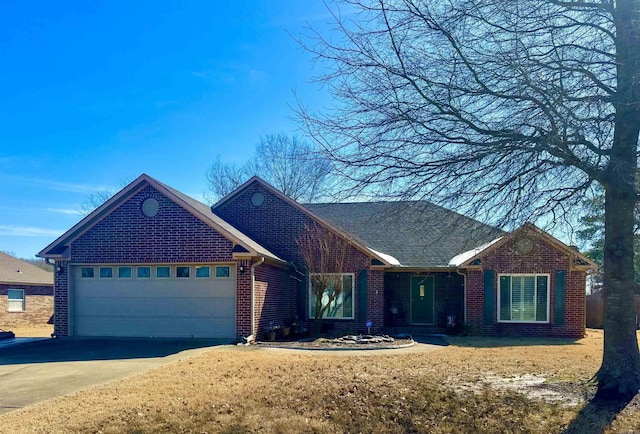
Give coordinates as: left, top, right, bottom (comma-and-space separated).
0, 338, 225, 414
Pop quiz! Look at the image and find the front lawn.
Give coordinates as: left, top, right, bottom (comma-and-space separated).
1, 329, 639, 433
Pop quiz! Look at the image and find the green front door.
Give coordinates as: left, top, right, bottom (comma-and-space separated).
411, 276, 435, 325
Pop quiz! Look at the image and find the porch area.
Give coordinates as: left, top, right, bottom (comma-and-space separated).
383, 271, 465, 335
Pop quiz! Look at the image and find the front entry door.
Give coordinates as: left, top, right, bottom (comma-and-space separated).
411, 276, 435, 325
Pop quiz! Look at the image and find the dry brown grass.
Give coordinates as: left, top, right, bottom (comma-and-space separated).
0, 323, 52, 337
1, 329, 640, 433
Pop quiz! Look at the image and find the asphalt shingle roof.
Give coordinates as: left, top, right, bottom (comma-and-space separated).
305, 201, 505, 267
0, 251, 53, 286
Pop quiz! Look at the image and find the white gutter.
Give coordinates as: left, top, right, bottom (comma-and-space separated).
250, 256, 265, 339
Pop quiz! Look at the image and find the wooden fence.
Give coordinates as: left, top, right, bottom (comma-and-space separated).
586, 293, 640, 329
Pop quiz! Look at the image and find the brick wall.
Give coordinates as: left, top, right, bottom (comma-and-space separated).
465, 231, 586, 338
254, 263, 296, 338
367, 269, 385, 332
54, 261, 69, 336
55, 185, 239, 337
235, 259, 252, 338
216, 182, 385, 335
0, 284, 53, 326
72, 185, 235, 264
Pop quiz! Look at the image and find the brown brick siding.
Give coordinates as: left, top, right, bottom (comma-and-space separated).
0, 284, 53, 326
216, 184, 384, 335
56, 185, 238, 337
72, 186, 234, 264
54, 262, 69, 336
465, 232, 586, 338
235, 259, 252, 338
254, 263, 296, 338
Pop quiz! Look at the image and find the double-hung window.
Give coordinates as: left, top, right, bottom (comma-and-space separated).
308, 273, 354, 320
7, 289, 25, 312
499, 274, 549, 322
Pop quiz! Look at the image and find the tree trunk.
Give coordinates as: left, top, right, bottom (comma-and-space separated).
599, 188, 640, 397
597, 0, 640, 399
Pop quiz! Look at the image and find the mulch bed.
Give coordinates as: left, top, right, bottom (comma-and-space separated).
255, 334, 416, 350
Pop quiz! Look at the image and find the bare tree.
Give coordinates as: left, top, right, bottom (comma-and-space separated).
79, 190, 115, 216
298, 0, 640, 398
256, 133, 332, 202
205, 133, 332, 203
205, 155, 256, 201
296, 222, 352, 335
78, 177, 134, 216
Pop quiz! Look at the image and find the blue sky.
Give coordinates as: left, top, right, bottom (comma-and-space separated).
0, 1, 339, 259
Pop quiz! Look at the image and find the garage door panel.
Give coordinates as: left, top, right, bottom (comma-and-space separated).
72, 265, 236, 339
75, 282, 235, 299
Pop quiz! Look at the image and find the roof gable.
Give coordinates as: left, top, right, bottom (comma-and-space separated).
212, 177, 393, 266
0, 251, 53, 285
450, 222, 597, 270
38, 174, 282, 262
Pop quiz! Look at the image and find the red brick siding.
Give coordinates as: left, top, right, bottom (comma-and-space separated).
55, 185, 242, 337
215, 184, 371, 271
465, 233, 586, 338
254, 263, 296, 338
54, 261, 69, 336
216, 184, 384, 334
235, 259, 252, 338
0, 284, 53, 326
367, 269, 385, 332
72, 186, 234, 264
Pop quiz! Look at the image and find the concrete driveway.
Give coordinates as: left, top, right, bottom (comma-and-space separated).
0, 338, 227, 414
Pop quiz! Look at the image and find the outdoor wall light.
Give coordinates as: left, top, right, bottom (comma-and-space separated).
56, 265, 64, 274
239, 264, 247, 275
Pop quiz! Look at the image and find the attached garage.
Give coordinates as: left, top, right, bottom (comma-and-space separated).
70, 264, 236, 338
38, 174, 286, 340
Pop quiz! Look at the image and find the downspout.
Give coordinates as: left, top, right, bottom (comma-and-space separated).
456, 268, 467, 325
247, 256, 265, 343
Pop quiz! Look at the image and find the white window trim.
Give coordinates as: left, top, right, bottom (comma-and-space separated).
7, 288, 25, 312
308, 273, 355, 320
497, 273, 550, 324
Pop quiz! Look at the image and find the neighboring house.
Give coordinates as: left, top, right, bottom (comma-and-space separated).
0, 251, 54, 326
38, 174, 596, 340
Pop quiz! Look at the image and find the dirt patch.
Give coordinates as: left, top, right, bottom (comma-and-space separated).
447, 372, 593, 407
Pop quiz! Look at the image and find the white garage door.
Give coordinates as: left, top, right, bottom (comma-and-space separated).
71, 264, 235, 339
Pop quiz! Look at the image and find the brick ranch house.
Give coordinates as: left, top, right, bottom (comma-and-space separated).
38, 174, 596, 340
0, 251, 54, 327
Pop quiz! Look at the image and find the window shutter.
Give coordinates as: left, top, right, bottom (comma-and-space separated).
298, 277, 308, 320
484, 270, 495, 324
554, 270, 566, 325
357, 269, 368, 323
499, 275, 511, 321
